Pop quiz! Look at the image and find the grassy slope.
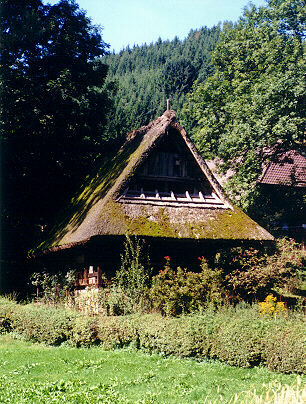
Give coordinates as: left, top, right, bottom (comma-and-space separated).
0, 335, 304, 403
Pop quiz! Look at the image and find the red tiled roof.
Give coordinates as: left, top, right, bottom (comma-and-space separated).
259, 149, 306, 187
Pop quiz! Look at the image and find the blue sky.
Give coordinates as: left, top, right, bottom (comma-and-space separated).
44, 0, 267, 53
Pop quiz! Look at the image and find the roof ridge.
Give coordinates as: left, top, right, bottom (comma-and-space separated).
125, 110, 177, 142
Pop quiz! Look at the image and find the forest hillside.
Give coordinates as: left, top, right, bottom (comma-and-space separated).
101, 25, 221, 141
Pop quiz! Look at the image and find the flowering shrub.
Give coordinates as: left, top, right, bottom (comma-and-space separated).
258, 294, 286, 316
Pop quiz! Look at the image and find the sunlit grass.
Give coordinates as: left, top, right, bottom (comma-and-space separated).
0, 335, 304, 403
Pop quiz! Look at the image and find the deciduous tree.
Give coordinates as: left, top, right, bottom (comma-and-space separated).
0, 0, 111, 262
183, 0, 305, 208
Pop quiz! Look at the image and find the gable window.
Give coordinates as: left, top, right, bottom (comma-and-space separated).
140, 152, 187, 178
118, 130, 225, 208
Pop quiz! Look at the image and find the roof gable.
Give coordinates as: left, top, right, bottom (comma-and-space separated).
33, 111, 273, 254
118, 121, 229, 209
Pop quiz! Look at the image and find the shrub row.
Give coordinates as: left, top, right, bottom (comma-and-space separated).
0, 297, 305, 374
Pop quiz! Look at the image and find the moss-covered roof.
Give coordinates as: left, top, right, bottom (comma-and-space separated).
32, 110, 273, 255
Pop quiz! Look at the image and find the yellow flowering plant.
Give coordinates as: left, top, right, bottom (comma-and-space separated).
258, 294, 286, 316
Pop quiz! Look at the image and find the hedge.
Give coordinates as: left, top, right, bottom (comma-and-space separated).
0, 298, 305, 374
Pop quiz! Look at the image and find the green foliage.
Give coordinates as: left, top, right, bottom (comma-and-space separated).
8, 303, 76, 345
210, 309, 267, 367
28, 239, 303, 314
264, 318, 306, 374
65, 236, 153, 318
96, 286, 134, 316
133, 313, 220, 358
182, 0, 305, 208
0, 300, 306, 373
0, 0, 113, 267
271, 238, 306, 293
30, 270, 76, 304
1, 300, 305, 373
150, 257, 223, 315
114, 235, 152, 312
198, 257, 224, 304
127, 309, 306, 373
222, 238, 305, 302
29, 239, 304, 313
0, 297, 17, 334
97, 316, 137, 349
71, 315, 100, 347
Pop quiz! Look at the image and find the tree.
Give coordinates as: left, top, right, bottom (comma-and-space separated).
162, 57, 196, 99
0, 0, 112, 264
182, 0, 305, 208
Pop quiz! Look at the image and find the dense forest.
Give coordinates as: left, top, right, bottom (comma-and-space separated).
0, 0, 305, 292
101, 25, 221, 141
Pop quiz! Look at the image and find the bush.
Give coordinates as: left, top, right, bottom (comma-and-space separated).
0, 297, 17, 333
209, 307, 267, 367
71, 316, 100, 347
30, 270, 76, 304
222, 238, 305, 302
9, 303, 76, 345
263, 318, 306, 374
97, 316, 138, 349
74, 286, 138, 316
150, 257, 223, 315
98, 286, 134, 316
114, 235, 152, 312
134, 311, 222, 359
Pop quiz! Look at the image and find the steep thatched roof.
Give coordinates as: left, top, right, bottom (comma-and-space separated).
32, 110, 273, 255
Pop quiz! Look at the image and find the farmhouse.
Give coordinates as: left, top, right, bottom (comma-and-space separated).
32, 110, 273, 288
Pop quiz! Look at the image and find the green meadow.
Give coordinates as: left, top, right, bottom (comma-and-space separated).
0, 335, 304, 403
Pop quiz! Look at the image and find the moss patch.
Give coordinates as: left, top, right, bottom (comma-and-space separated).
197, 208, 270, 240
125, 208, 178, 238
93, 202, 271, 241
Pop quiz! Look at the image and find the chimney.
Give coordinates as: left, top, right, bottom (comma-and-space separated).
167, 99, 170, 111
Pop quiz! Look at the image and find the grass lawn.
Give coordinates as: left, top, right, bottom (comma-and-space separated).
0, 335, 304, 403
